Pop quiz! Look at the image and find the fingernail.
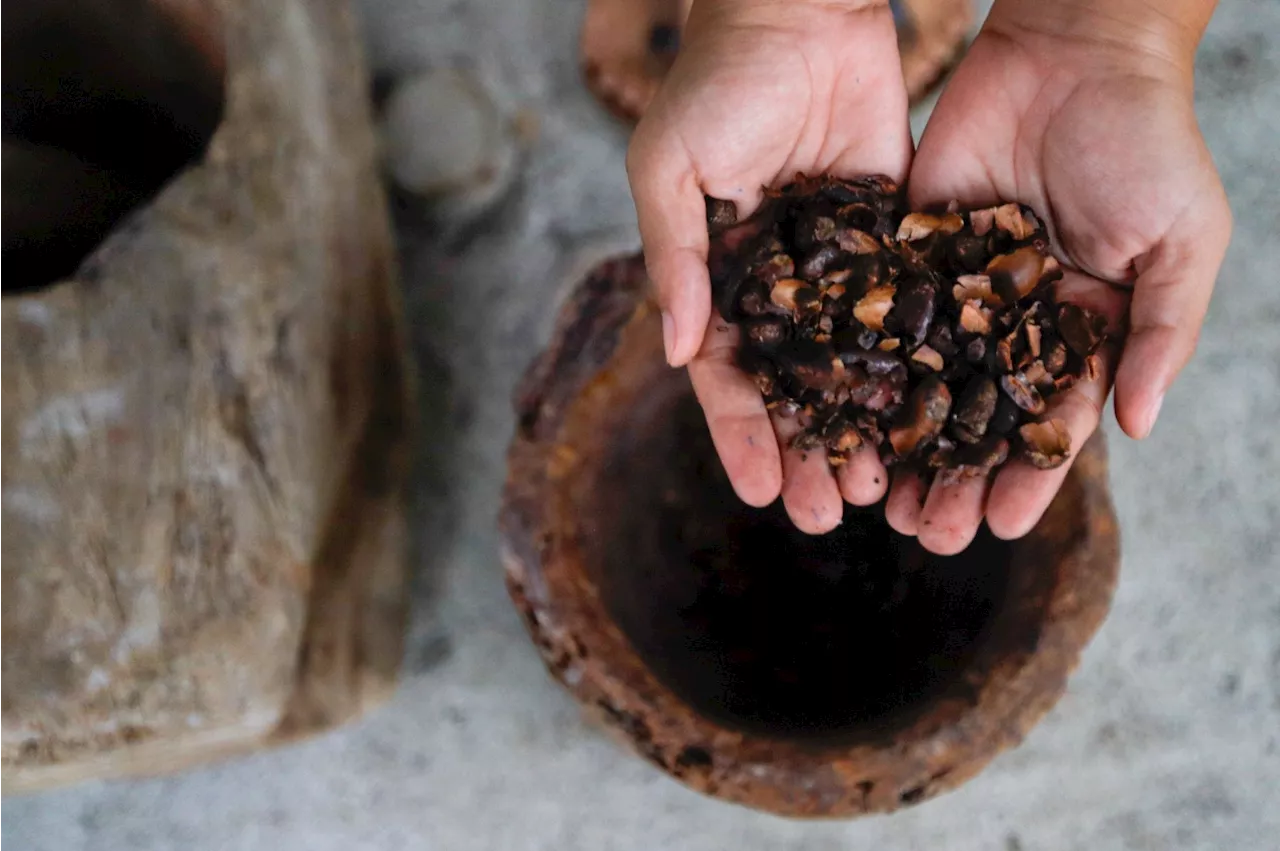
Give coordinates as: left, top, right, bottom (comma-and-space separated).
661, 310, 677, 365
1143, 393, 1165, 437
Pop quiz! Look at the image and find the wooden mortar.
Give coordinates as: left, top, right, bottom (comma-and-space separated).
500, 255, 1120, 818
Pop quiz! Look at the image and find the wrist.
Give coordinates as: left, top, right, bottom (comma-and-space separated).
699, 0, 887, 9
684, 0, 897, 47
693, 0, 889, 25
985, 0, 1214, 80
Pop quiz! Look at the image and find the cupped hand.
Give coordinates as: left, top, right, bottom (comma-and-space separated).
627, 0, 912, 534
899, 15, 1232, 553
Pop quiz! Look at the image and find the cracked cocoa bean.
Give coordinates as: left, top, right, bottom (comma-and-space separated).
705, 197, 738, 233
939, 436, 1010, 485
1018, 419, 1072, 469
776, 339, 840, 390
889, 377, 951, 456
988, 394, 1021, 436
837, 227, 880, 255
987, 246, 1060, 305
836, 345, 906, 377
952, 376, 998, 444
894, 276, 937, 345
770, 279, 821, 316
744, 316, 788, 348
1057, 303, 1108, 357
947, 232, 988, 274
734, 278, 770, 317
756, 253, 796, 284
927, 323, 958, 357
1043, 338, 1068, 375
799, 243, 843, 280
853, 284, 896, 331
1000, 372, 1047, 415
911, 345, 945, 372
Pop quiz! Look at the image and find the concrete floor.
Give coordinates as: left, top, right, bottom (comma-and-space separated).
5, 1, 1279, 848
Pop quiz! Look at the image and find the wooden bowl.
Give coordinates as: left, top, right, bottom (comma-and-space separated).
501, 254, 1120, 818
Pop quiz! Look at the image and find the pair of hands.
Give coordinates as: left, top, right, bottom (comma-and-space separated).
626, 0, 1231, 554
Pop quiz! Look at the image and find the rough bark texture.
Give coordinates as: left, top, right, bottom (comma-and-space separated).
1, 0, 412, 795
500, 254, 1120, 818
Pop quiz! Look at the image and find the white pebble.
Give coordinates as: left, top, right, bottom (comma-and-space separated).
378, 68, 514, 212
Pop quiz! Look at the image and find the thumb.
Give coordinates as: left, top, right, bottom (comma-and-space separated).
1114, 182, 1232, 438
626, 125, 712, 367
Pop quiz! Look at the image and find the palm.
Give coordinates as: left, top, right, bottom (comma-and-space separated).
654, 4, 911, 210
899, 28, 1228, 550
629, 2, 913, 533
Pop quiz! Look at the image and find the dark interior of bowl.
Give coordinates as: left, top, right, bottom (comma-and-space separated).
579, 372, 1047, 742
2, 0, 225, 292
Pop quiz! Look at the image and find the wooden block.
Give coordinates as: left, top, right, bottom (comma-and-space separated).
1, 0, 412, 794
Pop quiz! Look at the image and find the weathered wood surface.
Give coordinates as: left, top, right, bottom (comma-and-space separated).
1, 0, 412, 794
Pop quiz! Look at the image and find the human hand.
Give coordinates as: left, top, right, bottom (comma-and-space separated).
627, 0, 914, 533
899, 0, 1232, 553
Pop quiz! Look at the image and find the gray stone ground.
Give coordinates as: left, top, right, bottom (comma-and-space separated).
4, 1, 1279, 848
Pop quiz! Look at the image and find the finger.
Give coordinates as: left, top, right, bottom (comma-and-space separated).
917, 475, 989, 556
986, 340, 1116, 540
837, 446, 890, 506
772, 414, 843, 535
626, 126, 712, 367
1114, 185, 1232, 438
884, 470, 927, 537
688, 315, 782, 507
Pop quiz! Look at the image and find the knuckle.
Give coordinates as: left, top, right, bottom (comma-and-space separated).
1126, 315, 1180, 343
624, 132, 654, 178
